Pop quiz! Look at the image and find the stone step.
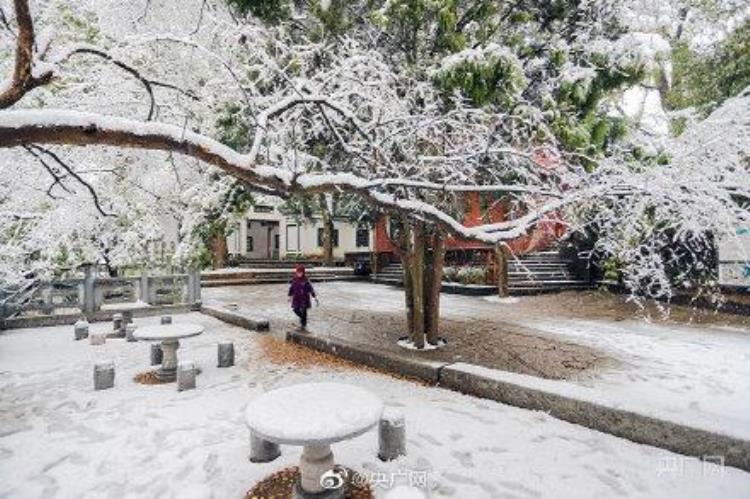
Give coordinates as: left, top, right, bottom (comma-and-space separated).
509, 263, 570, 270
510, 279, 590, 288
202, 275, 362, 287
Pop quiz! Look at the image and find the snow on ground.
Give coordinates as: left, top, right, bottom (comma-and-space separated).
1, 312, 748, 498
523, 316, 750, 440
205, 282, 750, 440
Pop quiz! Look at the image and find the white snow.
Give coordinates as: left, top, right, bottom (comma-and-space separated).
525, 316, 750, 441
482, 295, 520, 304
207, 282, 750, 441
245, 382, 383, 445
397, 336, 446, 351
384, 485, 427, 499
437, 43, 521, 75
2, 311, 748, 497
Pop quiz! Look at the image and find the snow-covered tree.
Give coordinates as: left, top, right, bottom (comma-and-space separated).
0, 0, 747, 346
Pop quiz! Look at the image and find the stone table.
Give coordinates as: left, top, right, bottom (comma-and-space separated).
245, 382, 383, 498
134, 323, 204, 382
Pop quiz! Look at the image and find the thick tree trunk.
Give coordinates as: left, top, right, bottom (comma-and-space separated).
409, 221, 426, 349
211, 230, 228, 269
425, 228, 445, 345
318, 194, 335, 266
495, 245, 509, 297
399, 216, 415, 336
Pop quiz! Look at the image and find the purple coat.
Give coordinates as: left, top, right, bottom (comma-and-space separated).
289, 278, 315, 310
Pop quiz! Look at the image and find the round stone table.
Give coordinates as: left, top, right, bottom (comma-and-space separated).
245, 382, 383, 498
134, 323, 204, 382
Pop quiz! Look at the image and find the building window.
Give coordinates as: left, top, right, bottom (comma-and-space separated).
317, 228, 339, 248
254, 205, 273, 213
356, 226, 369, 247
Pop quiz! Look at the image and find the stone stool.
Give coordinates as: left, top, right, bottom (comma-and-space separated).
177, 361, 196, 391
74, 320, 89, 341
217, 342, 235, 368
125, 324, 137, 342
378, 407, 406, 461
111, 313, 124, 337
94, 361, 115, 390
90, 333, 106, 346
150, 344, 163, 365
249, 432, 281, 463
160, 315, 172, 325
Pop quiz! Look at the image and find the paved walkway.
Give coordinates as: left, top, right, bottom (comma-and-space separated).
205, 282, 750, 440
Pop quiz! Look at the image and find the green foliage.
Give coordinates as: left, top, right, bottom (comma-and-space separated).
666, 20, 750, 112
435, 49, 525, 108
602, 257, 622, 281
59, 4, 100, 43
312, 0, 350, 37
193, 179, 254, 260
669, 116, 688, 137
215, 103, 251, 152
443, 265, 488, 285
226, 0, 290, 23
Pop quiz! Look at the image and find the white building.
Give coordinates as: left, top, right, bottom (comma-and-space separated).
225, 199, 372, 261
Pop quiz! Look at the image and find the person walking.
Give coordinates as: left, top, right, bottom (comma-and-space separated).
288, 264, 318, 330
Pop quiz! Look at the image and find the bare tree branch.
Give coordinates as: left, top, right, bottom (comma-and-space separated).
0, 6, 15, 35
21, 144, 73, 199
62, 47, 200, 121
191, 0, 208, 35
24, 144, 114, 217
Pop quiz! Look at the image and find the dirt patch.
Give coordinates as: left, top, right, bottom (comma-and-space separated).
502, 289, 750, 329
133, 370, 170, 385
253, 335, 431, 385
312, 310, 608, 380
245, 466, 372, 499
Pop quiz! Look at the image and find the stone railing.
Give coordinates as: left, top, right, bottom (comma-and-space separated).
1, 265, 201, 319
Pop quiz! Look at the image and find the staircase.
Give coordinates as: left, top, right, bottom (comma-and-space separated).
232, 257, 340, 269
371, 262, 404, 286
201, 267, 358, 287
508, 250, 590, 295
371, 249, 591, 295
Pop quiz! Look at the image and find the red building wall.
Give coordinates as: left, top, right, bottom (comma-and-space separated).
373, 192, 565, 259
374, 147, 567, 258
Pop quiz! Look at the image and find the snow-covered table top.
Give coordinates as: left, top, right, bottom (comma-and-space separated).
245, 382, 384, 445
133, 323, 204, 341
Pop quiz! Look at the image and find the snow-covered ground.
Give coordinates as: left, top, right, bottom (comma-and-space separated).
1, 312, 748, 498
523, 316, 750, 440
206, 282, 750, 440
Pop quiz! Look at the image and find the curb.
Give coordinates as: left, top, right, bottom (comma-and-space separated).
201, 305, 270, 332
370, 278, 497, 296
441, 363, 750, 473
286, 331, 750, 472
286, 330, 450, 384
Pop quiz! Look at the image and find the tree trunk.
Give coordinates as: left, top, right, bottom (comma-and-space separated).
319, 194, 334, 266
399, 215, 415, 337
495, 245, 509, 297
425, 228, 445, 345
409, 220, 426, 349
211, 230, 228, 269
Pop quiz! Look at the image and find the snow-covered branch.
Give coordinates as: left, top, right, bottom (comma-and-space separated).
0, 0, 54, 109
